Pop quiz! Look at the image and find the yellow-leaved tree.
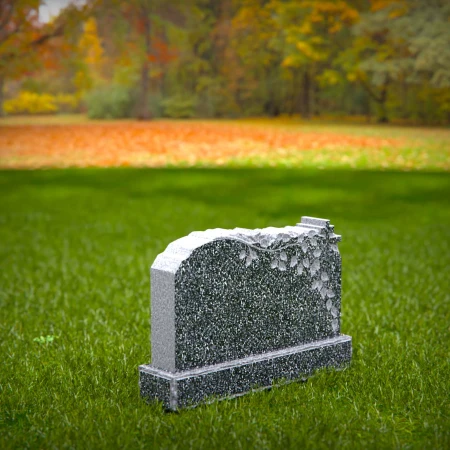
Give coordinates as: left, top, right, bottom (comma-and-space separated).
272, 0, 359, 118
74, 17, 105, 99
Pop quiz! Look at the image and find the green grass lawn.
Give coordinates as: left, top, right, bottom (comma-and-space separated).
1, 168, 449, 449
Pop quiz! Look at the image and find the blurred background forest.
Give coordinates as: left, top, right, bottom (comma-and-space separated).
1, 0, 449, 124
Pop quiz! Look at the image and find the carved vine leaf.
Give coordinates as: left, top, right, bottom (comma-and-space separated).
239, 247, 258, 267
233, 227, 340, 334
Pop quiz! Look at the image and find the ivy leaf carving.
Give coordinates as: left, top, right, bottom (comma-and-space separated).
260, 237, 271, 248
310, 259, 320, 275
290, 255, 298, 267
332, 319, 339, 332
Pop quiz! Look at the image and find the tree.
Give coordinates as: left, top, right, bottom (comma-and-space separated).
349, 0, 450, 122
272, 0, 359, 118
93, 0, 185, 119
231, 0, 284, 116
74, 17, 105, 96
0, 0, 86, 116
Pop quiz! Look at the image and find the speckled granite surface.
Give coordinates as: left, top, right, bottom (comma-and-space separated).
139, 216, 352, 410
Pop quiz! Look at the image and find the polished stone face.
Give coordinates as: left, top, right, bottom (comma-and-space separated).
140, 217, 351, 410
174, 226, 341, 370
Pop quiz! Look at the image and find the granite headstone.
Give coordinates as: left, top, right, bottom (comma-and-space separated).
139, 216, 352, 410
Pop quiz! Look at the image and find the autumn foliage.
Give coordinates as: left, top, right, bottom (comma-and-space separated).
1, 0, 450, 123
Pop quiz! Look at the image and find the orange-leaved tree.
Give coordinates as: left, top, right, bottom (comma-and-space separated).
93, 0, 181, 120
0, 0, 86, 116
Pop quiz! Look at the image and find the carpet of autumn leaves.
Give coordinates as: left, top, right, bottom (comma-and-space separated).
0, 120, 449, 170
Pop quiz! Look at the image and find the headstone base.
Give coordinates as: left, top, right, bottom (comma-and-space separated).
139, 335, 352, 410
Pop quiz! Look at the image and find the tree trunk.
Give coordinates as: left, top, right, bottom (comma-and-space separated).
0, 75, 4, 117
365, 99, 371, 123
358, 76, 389, 123
377, 83, 388, 123
401, 80, 408, 119
313, 80, 319, 116
137, 7, 152, 120
301, 70, 311, 119
288, 69, 296, 116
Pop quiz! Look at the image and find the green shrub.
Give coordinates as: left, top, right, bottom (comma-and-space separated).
55, 94, 79, 113
147, 92, 163, 118
161, 94, 196, 118
85, 85, 134, 119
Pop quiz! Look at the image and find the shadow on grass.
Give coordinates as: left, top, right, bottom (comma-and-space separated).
1, 168, 449, 228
